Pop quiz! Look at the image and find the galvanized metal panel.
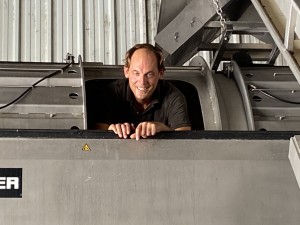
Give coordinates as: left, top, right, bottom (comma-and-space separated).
0, 61, 86, 129
0, 0, 161, 64
1, 0, 287, 66
0, 0, 19, 61
0, 136, 300, 224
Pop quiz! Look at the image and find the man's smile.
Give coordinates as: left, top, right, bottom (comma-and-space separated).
137, 86, 149, 91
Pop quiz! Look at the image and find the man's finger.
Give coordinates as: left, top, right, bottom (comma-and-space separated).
108, 124, 118, 134
121, 124, 129, 138
141, 122, 147, 137
151, 124, 156, 136
145, 123, 151, 136
116, 124, 124, 138
130, 133, 136, 139
125, 123, 131, 135
135, 125, 141, 140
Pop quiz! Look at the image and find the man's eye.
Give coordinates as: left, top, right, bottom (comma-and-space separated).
147, 73, 154, 77
133, 72, 139, 76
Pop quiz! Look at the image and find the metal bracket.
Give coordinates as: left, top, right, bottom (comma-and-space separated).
211, 24, 233, 70
267, 46, 280, 65
65, 53, 75, 64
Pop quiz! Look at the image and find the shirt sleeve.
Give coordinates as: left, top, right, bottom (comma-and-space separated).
166, 87, 191, 129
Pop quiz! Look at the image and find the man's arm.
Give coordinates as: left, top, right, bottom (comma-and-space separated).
95, 123, 110, 130
175, 126, 191, 131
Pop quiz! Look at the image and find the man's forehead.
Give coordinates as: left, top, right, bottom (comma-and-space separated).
132, 48, 155, 58
130, 50, 158, 67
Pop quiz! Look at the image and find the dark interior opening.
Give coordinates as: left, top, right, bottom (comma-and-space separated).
85, 79, 204, 130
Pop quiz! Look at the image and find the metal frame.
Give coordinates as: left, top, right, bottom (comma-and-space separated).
251, 0, 300, 84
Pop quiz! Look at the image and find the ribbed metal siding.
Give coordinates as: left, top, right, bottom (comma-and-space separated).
0, 0, 161, 64
0, 0, 20, 61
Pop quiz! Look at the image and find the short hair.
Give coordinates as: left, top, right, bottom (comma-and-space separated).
124, 43, 165, 71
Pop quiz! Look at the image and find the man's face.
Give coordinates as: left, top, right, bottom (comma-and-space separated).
124, 48, 163, 105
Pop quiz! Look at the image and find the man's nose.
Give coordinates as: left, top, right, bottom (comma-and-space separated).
139, 74, 147, 84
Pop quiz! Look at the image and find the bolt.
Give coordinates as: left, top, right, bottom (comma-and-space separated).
174, 32, 179, 42
190, 17, 195, 25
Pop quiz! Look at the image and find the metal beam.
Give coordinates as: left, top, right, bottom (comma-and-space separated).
205, 21, 269, 34
198, 43, 274, 51
251, 0, 300, 84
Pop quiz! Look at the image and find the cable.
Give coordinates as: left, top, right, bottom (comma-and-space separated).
248, 84, 300, 104
0, 63, 72, 110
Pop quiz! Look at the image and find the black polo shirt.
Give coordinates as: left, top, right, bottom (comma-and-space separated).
97, 78, 190, 129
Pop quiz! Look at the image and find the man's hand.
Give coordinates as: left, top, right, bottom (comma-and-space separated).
108, 122, 190, 140
108, 123, 135, 139
130, 121, 172, 140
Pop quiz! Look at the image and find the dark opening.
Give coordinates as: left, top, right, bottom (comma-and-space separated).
169, 80, 204, 130
85, 79, 204, 130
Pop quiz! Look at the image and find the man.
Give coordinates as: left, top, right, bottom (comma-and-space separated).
97, 43, 191, 140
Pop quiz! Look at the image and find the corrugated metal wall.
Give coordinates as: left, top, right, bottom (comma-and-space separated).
0, 0, 161, 64
0, 0, 288, 66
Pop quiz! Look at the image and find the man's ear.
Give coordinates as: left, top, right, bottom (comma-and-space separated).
159, 70, 164, 78
124, 66, 129, 78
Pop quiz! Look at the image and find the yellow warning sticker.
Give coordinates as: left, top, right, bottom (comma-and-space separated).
82, 144, 91, 151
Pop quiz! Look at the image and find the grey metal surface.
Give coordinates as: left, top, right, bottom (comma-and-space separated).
236, 3, 275, 45
156, 0, 191, 33
0, 136, 300, 225
239, 65, 300, 131
0, 62, 86, 129
213, 73, 249, 130
188, 56, 222, 130
251, 0, 300, 84
155, 0, 253, 66
232, 61, 255, 130
289, 135, 300, 188
155, 0, 231, 65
